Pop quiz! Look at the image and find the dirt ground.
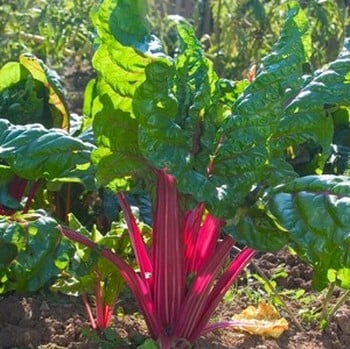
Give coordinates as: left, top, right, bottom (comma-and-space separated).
0, 249, 349, 349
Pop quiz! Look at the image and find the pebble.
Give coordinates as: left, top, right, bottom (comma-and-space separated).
334, 310, 350, 334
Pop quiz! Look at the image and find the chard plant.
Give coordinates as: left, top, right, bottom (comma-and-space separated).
52, 213, 141, 331
0, 54, 94, 292
60, 0, 350, 347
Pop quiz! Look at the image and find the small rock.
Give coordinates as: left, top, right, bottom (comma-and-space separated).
40, 301, 50, 311
334, 310, 350, 334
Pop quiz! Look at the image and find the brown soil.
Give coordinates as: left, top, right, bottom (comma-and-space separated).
0, 250, 349, 349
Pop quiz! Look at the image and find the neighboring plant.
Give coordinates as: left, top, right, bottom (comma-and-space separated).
52, 213, 145, 331
57, 0, 349, 347
0, 211, 73, 294
0, 53, 95, 293
0, 53, 70, 129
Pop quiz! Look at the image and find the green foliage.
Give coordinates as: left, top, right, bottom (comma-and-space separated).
207, 0, 348, 78
0, 119, 94, 182
51, 212, 146, 329
265, 175, 350, 290
0, 54, 70, 129
0, 211, 73, 293
55, 211, 151, 303
0, 0, 95, 67
0, 1, 349, 344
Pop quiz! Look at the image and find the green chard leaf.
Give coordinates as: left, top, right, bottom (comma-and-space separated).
0, 55, 70, 130
133, 17, 222, 204
91, 0, 164, 190
204, 3, 310, 215
266, 175, 350, 290
0, 211, 74, 293
0, 119, 95, 182
273, 38, 350, 164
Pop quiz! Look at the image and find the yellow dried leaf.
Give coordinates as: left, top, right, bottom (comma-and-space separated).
231, 302, 288, 338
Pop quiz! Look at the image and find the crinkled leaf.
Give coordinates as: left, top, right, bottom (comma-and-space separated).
133, 18, 239, 207
204, 3, 310, 215
91, 0, 164, 189
0, 119, 94, 181
273, 38, 350, 163
19, 53, 70, 130
0, 211, 74, 292
266, 175, 350, 290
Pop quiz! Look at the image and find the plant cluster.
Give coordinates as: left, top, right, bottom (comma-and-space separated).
0, 0, 349, 348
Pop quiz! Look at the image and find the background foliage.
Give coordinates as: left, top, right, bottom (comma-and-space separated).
0, 0, 95, 68
1, 0, 349, 78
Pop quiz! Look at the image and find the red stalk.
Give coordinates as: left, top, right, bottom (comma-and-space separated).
60, 226, 164, 339
190, 213, 224, 273
152, 169, 185, 331
117, 192, 153, 280
82, 294, 97, 329
103, 305, 113, 329
8, 176, 27, 202
23, 181, 40, 213
173, 236, 234, 338
95, 271, 105, 329
4, 176, 28, 215
191, 247, 255, 341
183, 204, 205, 273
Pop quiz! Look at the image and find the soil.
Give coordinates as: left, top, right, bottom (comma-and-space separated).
0, 249, 349, 349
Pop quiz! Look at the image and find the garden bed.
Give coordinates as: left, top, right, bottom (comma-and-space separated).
1, 250, 349, 349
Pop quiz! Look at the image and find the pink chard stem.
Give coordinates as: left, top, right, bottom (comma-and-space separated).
82, 294, 97, 330
94, 271, 106, 330
190, 213, 224, 274
117, 192, 153, 280
183, 203, 205, 274
173, 236, 234, 338
60, 226, 164, 339
23, 180, 41, 213
192, 247, 255, 341
152, 169, 185, 332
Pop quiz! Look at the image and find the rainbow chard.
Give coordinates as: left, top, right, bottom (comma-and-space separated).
61, 169, 255, 347
62, 0, 350, 347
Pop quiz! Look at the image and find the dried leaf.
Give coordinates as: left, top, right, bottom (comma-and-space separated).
231, 302, 288, 338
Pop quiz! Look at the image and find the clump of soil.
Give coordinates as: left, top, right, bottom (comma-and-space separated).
0, 249, 349, 348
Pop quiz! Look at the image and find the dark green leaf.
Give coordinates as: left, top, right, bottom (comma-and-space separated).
266, 175, 350, 290
231, 208, 290, 252
0, 239, 17, 264
0, 211, 74, 292
273, 38, 350, 163
0, 119, 94, 181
